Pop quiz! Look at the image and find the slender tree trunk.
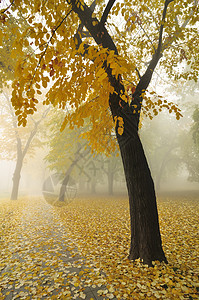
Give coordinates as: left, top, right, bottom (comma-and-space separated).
59, 144, 90, 201
156, 160, 165, 192
11, 156, 23, 200
59, 174, 70, 202
59, 164, 75, 202
156, 145, 177, 192
108, 172, 114, 195
91, 176, 96, 194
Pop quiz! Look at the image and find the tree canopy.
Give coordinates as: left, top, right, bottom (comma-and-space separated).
1, 0, 198, 153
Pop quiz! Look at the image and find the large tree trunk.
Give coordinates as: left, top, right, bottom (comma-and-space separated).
110, 93, 167, 266
119, 131, 167, 265
11, 157, 23, 200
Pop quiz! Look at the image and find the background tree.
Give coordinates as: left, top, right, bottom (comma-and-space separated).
0, 12, 49, 199
99, 151, 123, 195
185, 107, 199, 183
45, 109, 123, 196
1, 0, 198, 265
0, 90, 49, 200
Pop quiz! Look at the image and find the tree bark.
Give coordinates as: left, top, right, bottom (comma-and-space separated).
110, 95, 167, 266
119, 131, 167, 265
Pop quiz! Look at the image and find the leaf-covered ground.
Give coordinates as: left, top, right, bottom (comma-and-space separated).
0, 195, 198, 299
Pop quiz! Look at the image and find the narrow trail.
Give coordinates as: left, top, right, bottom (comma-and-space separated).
0, 197, 116, 300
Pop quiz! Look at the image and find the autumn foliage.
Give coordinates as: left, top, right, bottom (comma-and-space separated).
1, 0, 198, 153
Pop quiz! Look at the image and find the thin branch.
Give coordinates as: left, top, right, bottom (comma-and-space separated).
3, 92, 22, 156
101, 0, 116, 25
175, 16, 179, 27
138, 22, 156, 51
135, 68, 141, 79
144, 5, 159, 29
1, 0, 14, 14
41, 0, 48, 11
22, 107, 50, 157
22, 123, 39, 158
133, 0, 174, 98
30, 106, 50, 124
90, 0, 97, 12
153, 69, 176, 87
30, 9, 72, 86
162, 3, 197, 51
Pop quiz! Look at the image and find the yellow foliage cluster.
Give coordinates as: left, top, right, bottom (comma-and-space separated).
114, 116, 124, 136
142, 91, 183, 120
0, 0, 198, 153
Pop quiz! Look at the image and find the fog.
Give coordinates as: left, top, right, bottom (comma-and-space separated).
0, 90, 198, 202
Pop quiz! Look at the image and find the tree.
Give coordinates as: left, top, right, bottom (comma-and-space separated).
99, 151, 123, 195
192, 107, 199, 149
1, 0, 198, 265
185, 107, 199, 182
44, 109, 122, 197
0, 90, 49, 200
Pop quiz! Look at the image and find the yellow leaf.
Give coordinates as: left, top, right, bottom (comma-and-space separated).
98, 73, 107, 82
92, 21, 98, 26
118, 127, 124, 135
74, 282, 79, 287
96, 68, 105, 78
121, 94, 127, 102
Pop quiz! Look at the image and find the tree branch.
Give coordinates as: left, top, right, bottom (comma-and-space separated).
1, 0, 14, 14
73, 0, 98, 51
101, 0, 116, 25
22, 107, 50, 158
138, 22, 156, 51
30, 9, 72, 86
133, 0, 174, 98
144, 5, 159, 29
90, 0, 97, 12
3, 92, 23, 157
162, 1, 198, 51
135, 68, 141, 79
70, 0, 118, 54
156, 0, 174, 56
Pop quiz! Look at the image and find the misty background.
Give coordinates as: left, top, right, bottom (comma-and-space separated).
0, 78, 199, 200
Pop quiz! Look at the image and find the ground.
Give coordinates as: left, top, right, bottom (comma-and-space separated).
0, 194, 198, 299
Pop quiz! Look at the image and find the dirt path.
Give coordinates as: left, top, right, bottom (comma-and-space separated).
0, 197, 116, 300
